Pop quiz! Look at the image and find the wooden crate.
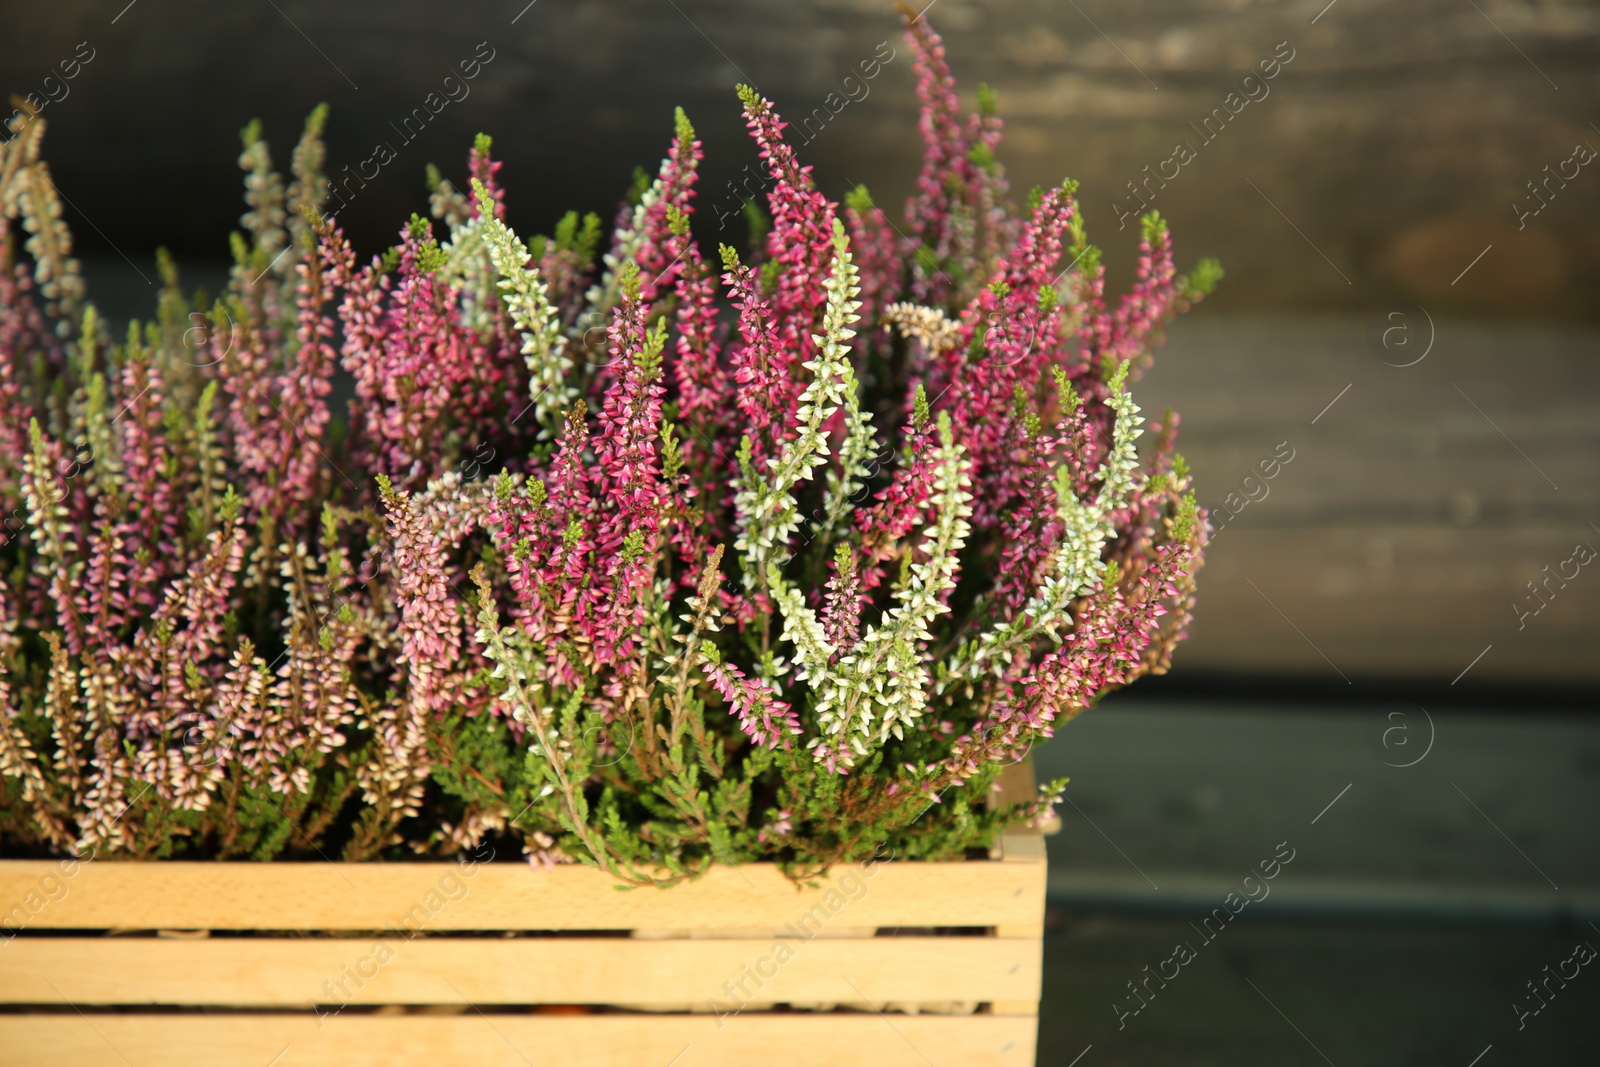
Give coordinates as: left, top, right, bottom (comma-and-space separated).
0, 802, 1045, 1066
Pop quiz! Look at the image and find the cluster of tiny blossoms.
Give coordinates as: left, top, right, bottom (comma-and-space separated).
0, 10, 1215, 878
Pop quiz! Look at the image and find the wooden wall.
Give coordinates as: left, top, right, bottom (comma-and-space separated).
5, 0, 1598, 317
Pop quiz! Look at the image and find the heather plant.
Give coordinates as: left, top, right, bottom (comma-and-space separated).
0, 10, 1215, 881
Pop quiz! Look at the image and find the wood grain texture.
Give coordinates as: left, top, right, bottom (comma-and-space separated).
0, 1015, 1038, 1067
19, 1, 1600, 319
0, 854, 1045, 931
0, 936, 1043, 1007
1138, 315, 1600, 684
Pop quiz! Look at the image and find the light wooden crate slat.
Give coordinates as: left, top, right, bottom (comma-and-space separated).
0, 853, 1044, 931
0, 935, 1042, 1007
0, 1014, 1037, 1067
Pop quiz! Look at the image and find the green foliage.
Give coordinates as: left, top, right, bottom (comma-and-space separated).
1181, 257, 1225, 299
744, 199, 771, 251
976, 82, 998, 117
406, 214, 449, 273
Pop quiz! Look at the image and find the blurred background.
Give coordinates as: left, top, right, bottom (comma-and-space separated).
5, 0, 1598, 1062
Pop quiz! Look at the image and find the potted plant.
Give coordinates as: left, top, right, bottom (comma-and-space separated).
0, 8, 1214, 1064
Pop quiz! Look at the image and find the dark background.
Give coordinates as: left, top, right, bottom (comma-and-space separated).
5, 1, 1598, 1063
8, 0, 1600, 316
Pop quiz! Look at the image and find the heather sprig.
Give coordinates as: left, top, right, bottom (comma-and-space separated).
0, 10, 1212, 877
473, 178, 575, 441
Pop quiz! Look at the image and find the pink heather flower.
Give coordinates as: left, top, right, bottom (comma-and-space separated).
842, 188, 903, 351
902, 8, 970, 249
111, 345, 175, 613
702, 650, 800, 749
371, 474, 500, 807
585, 279, 669, 667
719, 249, 788, 462
20, 423, 89, 653
669, 219, 727, 434
820, 543, 866, 655
992, 431, 1063, 614
897, 6, 1017, 308
118, 513, 247, 748
380, 476, 464, 699
951, 540, 1197, 783
757, 808, 793, 843
524, 830, 570, 870
379, 222, 471, 485
1053, 380, 1104, 500
737, 86, 837, 415
217, 219, 353, 541
1088, 213, 1179, 373
658, 221, 734, 605
491, 403, 600, 689
586, 107, 702, 352
270, 220, 351, 532
342, 211, 513, 493
337, 256, 392, 471
0, 249, 48, 504
854, 407, 938, 589
937, 184, 1076, 528
82, 503, 130, 642
468, 134, 505, 220
541, 406, 598, 571
634, 110, 703, 303
218, 309, 283, 508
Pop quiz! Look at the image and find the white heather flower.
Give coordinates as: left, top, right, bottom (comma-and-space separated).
474, 180, 577, 440
815, 413, 973, 766
735, 215, 862, 613
935, 359, 1144, 690
883, 301, 960, 354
